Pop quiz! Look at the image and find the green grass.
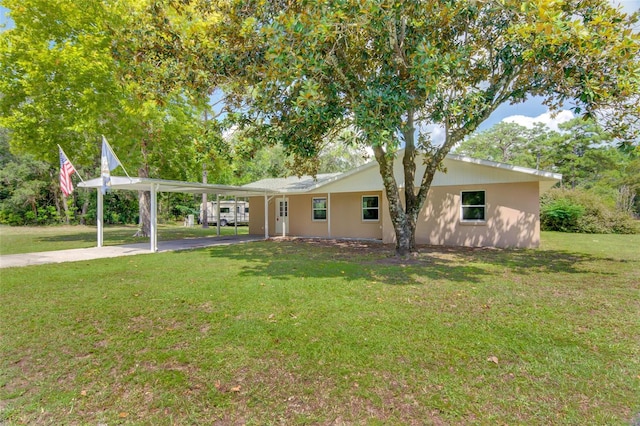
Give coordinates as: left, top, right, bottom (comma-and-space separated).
1, 233, 639, 424
0, 223, 248, 255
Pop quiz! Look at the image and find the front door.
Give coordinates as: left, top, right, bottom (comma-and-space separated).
275, 198, 289, 235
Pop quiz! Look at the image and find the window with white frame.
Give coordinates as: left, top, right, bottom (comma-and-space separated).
362, 195, 379, 221
312, 197, 327, 221
461, 190, 486, 221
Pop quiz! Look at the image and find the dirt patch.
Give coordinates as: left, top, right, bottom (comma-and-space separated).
272, 237, 491, 266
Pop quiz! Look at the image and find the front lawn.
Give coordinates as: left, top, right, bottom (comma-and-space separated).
1, 233, 638, 424
0, 223, 248, 255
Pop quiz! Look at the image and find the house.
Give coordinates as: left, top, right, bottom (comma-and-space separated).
243, 153, 561, 248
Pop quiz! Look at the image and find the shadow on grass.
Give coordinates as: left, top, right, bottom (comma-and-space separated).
38, 226, 239, 245
204, 238, 601, 286
37, 226, 140, 244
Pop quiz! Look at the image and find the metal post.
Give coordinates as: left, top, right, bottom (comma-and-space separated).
150, 184, 158, 252
234, 197, 238, 236
216, 194, 221, 236
327, 192, 331, 238
264, 194, 269, 239
282, 194, 286, 237
202, 167, 208, 228
97, 189, 103, 248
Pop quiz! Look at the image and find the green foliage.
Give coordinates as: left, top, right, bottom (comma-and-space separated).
459, 118, 640, 217
456, 122, 539, 166
540, 198, 585, 232
127, 0, 640, 254
0, 133, 58, 225
81, 191, 142, 225
541, 189, 638, 234
0, 0, 218, 186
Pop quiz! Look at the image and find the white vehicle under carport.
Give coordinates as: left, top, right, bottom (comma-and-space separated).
198, 200, 249, 226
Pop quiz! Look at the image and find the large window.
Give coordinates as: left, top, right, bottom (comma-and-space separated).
461, 191, 486, 221
312, 197, 327, 221
362, 195, 379, 221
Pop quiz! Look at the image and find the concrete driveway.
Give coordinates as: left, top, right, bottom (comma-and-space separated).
0, 235, 264, 269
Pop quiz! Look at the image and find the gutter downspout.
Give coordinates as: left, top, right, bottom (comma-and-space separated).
327, 192, 331, 238
264, 193, 269, 239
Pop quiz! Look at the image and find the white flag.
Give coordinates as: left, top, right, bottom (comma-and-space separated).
101, 136, 122, 194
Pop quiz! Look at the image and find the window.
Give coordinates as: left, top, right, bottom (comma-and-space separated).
362, 196, 379, 221
312, 197, 327, 221
461, 191, 486, 221
279, 200, 288, 217
220, 207, 230, 214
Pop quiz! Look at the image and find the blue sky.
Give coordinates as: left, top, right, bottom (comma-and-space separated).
0, 5, 11, 30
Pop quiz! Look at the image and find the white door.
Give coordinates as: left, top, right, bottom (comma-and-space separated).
275, 198, 289, 235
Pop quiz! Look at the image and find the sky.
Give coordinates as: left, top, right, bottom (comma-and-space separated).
1, 1, 638, 136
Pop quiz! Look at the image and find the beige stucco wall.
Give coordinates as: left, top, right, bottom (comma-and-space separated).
250, 183, 540, 248
329, 192, 383, 240
248, 196, 267, 236
249, 192, 383, 240
382, 182, 541, 248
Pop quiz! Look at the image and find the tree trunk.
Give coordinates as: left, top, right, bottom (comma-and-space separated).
80, 198, 89, 225
372, 110, 425, 257
136, 189, 151, 237
132, 133, 153, 238
60, 193, 70, 224
134, 164, 151, 237
134, 133, 152, 237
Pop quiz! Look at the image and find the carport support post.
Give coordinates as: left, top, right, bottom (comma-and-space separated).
264, 194, 269, 239
282, 194, 286, 237
327, 192, 331, 238
150, 184, 158, 252
97, 189, 103, 248
234, 197, 238, 236
216, 194, 221, 236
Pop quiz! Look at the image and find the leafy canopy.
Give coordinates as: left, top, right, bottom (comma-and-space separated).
119, 0, 639, 253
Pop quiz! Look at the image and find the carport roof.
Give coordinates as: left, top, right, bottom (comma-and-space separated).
78, 176, 276, 196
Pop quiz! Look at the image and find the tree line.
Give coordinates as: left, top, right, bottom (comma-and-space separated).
0, 126, 370, 225
455, 118, 639, 233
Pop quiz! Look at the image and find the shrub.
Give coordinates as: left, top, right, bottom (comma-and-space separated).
541, 189, 638, 234
541, 198, 585, 232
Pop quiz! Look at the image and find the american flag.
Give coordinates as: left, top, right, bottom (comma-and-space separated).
59, 147, 76, 196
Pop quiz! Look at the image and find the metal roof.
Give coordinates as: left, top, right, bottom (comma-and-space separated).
78, 176, 276, 196
78, 153, 561, 196
238, 154, 562, 194
241, 173, 342, 193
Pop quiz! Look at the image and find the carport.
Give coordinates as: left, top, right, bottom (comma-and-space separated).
78, 176, 276, 252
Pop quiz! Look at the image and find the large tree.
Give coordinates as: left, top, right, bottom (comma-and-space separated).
129, 0, 640, 255
0, 0, 212, 235
455, 122, 538, 166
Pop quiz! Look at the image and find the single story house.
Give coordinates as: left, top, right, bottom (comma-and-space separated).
243, 153, 561, 248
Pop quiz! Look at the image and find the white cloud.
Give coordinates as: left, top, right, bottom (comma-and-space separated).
415, 123, 447, 146
502, 110, 574, 132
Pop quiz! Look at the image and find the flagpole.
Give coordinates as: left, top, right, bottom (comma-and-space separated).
102, 135, 132, 180
57, 144, 85, 182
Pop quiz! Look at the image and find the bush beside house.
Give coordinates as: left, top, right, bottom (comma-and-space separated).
541, 189, 638, 234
